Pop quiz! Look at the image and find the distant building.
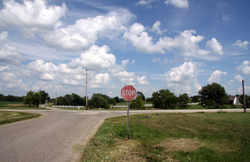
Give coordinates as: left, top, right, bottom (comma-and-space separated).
229, 96, 241, 105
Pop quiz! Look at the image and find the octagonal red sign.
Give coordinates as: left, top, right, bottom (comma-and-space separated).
121, 85, 136, 101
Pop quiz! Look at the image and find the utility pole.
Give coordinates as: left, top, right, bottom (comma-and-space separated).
242, 80, 246, 113
85, 69, 88, 110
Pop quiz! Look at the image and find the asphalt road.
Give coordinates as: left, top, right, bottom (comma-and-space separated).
0, 108, 247, 162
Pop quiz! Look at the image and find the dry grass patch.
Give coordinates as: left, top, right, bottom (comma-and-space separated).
155, 138, 204, 152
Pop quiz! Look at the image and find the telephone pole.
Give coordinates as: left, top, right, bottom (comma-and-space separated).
242, 80, 246, 113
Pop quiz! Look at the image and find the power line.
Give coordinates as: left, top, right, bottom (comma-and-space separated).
0, 10, 67, 62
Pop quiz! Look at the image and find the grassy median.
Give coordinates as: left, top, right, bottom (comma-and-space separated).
82, 112, 250, 162
0, 111, 41, 125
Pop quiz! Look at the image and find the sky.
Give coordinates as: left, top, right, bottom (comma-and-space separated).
0, 0, 250, 99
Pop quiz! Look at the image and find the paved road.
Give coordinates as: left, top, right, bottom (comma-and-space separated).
0, 108, 247, 162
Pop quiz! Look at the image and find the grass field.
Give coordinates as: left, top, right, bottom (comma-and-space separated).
82, 112, 250, 161
0, 111, 40, 125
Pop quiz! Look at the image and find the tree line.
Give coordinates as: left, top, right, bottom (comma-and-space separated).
0, 94, 24, 102
21, 82, 249, 109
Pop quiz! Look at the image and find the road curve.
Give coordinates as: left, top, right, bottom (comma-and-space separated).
0, 108, 247, 162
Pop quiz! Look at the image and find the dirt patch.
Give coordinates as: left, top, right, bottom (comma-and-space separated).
155, 138, 204, 152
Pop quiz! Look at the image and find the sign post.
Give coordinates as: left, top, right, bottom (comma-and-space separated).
121, 85, 136, 131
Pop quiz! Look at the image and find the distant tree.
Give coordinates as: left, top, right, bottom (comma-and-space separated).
119, 98, 125, 102
136, 91, 145, 100
39, 90, 50, 104
33, 92, 41, 107
146, 97, 152, 102
199, 83, 228, 108
239, 94, 250, 107
129, 96, 145, 110
152, 89, 178, 109
190, 95, 200, 103
23, 90, 35, 106
89, 93, 110, 109
23, 90, 40, 107
113, 96, 120, 103
177, 93, 190, 109
64, 94, 72, 105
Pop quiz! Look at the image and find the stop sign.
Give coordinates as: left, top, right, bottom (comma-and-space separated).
121, 85, 136, 101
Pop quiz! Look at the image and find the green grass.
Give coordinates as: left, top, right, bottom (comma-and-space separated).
82, 112, 250, 161
0, 101, 23, 105
0, 111, 41, 125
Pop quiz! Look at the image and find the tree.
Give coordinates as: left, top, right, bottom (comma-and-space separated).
178, 93, 190, 109
198, 83, 228, 109
129, 96, 145, 110
39, 90, 50, 104
33, 92, 41, 107
190, 95, 200, 103
23, 90, 41, 107
23, 90, 34, 106
152, 89, 178, 109
89, 93, 110, 109
136, 91, 145, 101
239, 94, 250, 107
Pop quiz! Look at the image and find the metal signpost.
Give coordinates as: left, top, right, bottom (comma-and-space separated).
121, 85, 136, 131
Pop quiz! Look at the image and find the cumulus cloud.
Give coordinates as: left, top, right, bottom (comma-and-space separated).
0, 31, 25, 65
68, 45, 116, 71
206, 38, 223, 55
237, 61, 250, 75
232, 40, 250, 49
207, 70, 227, 84
165, 0, 188, 8
44, 8, 135, 52
151, 21, 163, 35
123, 23, 165, 54
136, 0, 155, 7
26, 60, 58, 80
164, 62, 200, 94
124, 25, 223, 60
0, 0, 67, 32
91, 73, 111, 88
235, 74, 243, 82
0, 72, 28, 90
137, 76, 149, 84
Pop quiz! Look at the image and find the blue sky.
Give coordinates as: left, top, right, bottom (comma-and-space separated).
0, 0, 249, 98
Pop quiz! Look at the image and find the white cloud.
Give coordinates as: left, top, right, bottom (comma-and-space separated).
124, 26, 223, 60
164, 62, 200, 94
151, 21, 163, 35
232, 40, 250, 49
237, 61, 250, 75
0, 31, 25, 65
164, 62, 198, 83
136, 0, 155, 7
0, 72, 28, 90
235, 74, 243, 83
207, 70, 227, 84
120, 77, 135, 85
206, 38, 223, 55
44, 8, 134, 52
91, 73, 110, 88
165, 0, 188, 8
26, 60, 58, 80
123, 23, 165, 54
0, 0, 67, 32
131, 60, 135, 64
137, 76, 149, 84
152, 57, 161, 62
32, 81, 52, 91
68, 45, 116, 72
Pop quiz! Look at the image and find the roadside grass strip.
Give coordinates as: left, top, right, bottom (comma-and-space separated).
82, 113, 250, 162
0, 111, 41, 125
